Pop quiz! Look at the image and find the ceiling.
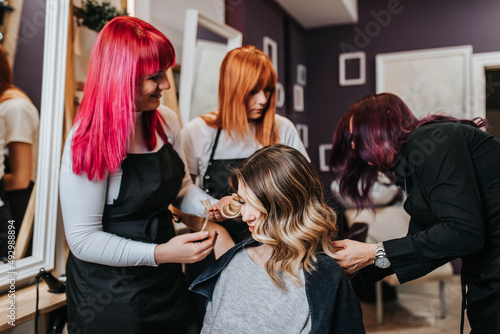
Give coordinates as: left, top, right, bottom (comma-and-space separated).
274, 0, 358, 29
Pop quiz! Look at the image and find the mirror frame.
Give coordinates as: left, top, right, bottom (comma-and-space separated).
178, 9, 242, 126
472, 52, 500, 118
1, 0, 68, 290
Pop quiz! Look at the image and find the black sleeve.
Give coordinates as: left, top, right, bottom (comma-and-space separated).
385, 124, 485, 283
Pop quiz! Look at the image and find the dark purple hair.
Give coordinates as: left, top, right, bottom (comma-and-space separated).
329, 93, 486, 209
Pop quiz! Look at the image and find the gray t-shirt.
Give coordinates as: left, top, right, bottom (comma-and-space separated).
202, 249, 311, 334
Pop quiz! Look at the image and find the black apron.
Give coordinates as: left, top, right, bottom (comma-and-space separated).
202, 128, 250, 243
66, 144, 196, 334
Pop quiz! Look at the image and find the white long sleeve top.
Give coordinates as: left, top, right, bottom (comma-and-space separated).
181, 114, 310, 180
59, 106, 215, 267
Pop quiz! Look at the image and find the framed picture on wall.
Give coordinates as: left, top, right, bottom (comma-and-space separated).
297, 64, 307, 86
318, 144, 332, 172
296, 124, 308, 148
294, 84, 304, 112
263, 36, 278, 75
339, 52, 366, 86
376, 45, 473, 118
276, 82, 285, 108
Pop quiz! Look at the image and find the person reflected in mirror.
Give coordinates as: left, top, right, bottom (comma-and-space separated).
0, 46, 39, 261
329, 93, 500, 333
59, 16, 232, 334
190, 144, 365, 334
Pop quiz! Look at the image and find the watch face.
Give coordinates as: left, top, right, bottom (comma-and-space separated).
375, 257, 391, 269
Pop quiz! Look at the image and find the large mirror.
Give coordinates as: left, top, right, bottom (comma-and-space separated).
0, 0, 68, 290
178, 9, 242, 126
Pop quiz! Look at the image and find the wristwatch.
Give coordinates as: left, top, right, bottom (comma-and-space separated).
374, 242, 391, 269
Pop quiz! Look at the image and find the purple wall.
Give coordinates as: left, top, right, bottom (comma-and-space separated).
12, 0, 46, 112
198, 26, 228, 44
306, 0, 500, 174
225, 0, 247, 38
226, 0, 500, 178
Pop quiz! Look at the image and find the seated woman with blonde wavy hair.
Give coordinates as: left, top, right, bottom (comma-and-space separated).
190, 144, 365, 334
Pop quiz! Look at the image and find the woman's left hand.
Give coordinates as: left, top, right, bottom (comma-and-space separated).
208, 195, 232, 222
331, 239, 377, 275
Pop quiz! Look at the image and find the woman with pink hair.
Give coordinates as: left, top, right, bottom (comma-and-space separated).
330, 93, 500, 332
60, 16, 223, 333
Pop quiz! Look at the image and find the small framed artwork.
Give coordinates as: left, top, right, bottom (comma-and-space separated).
293, 84, 304, 112
319, 144, 332, 172
263, 36, 278, 75
339, 51, 366, 86
296, 124, 309, 148
276, 82, 285, 108
297, 64, 307, 86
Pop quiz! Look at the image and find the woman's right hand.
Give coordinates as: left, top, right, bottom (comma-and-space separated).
331, 239, 377, 275
208, 195, 233, 222
154, 231, 218, 264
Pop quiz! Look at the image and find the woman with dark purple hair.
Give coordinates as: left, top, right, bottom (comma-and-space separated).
330, 93, 500, 333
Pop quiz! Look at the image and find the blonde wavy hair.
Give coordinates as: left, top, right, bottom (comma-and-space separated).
201, 45, 279, 146
222, 144, 337, 290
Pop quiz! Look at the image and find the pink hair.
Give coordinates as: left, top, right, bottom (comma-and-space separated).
71, 16, 175, 180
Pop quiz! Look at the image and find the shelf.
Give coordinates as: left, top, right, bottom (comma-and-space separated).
0, 280, 66, 332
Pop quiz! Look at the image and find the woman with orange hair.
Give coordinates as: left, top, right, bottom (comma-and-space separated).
182, 45, 308, 244
59, 16, 224, 333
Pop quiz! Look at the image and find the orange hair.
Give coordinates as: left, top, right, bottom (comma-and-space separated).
201, 45, 279, 146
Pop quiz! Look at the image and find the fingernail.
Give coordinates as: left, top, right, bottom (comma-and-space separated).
201, 231, 208, 236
